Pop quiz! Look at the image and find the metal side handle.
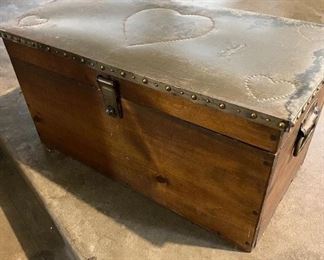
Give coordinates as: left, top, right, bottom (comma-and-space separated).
293, 106, 320, 156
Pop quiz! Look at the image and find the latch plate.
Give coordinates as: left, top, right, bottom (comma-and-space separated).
97, 76, 122, 118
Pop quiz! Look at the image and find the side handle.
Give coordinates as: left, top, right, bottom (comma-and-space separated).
293, 105, 320, 156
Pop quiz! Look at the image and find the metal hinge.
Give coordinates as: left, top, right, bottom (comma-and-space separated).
97, 76, 122, 118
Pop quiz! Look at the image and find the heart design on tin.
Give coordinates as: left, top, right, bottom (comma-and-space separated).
124, 8, 214, 46
297, 25, 324, 42
245, 75, 296, 102
18, 15, 48, 27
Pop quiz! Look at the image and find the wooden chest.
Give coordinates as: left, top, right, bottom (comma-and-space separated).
1, 1, 323, 251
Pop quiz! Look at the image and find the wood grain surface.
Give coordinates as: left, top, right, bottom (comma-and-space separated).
4, 41, 283, 153
5, 39, 322, 251
9, 54, 276, 251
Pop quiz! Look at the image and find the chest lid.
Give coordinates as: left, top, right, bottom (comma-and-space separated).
1, 1, 323, 132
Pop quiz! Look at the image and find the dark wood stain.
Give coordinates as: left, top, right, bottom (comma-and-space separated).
5, 39, 323, 252
4, 41, 283, 153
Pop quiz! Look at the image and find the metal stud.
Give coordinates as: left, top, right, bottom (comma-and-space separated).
250, 113, 257, 119
46, 148, 54, 153
302, 104, 307, 113
1, 32, 294, 131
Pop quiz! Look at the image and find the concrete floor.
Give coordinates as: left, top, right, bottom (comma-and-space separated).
0, 143, 77, 260
0, 1, 323, 259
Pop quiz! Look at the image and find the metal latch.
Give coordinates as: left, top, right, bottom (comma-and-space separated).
97, 76, 122, 118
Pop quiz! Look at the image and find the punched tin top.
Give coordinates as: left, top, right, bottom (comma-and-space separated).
0, 0, 323, 130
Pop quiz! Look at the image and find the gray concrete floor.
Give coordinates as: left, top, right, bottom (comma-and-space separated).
0, 143, 77, 260
0, 1, 323, 259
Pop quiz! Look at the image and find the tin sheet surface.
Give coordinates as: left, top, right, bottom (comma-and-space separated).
0, 0, 323, 125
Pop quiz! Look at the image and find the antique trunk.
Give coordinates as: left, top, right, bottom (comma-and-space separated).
1, 1, 323, 252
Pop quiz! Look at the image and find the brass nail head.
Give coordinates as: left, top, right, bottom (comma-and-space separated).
250, 113, 257, 119
142, 78, 148, 84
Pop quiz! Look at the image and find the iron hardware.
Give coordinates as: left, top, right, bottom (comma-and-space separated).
293, 105, 320, 156
97, 76, 122, 118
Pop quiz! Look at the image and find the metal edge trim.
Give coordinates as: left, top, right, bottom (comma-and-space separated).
291, 81, 324, 127
0, 30, 303, 132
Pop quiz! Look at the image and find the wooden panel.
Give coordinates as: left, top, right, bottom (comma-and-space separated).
254, 86, 324, 245
4, 40, 282, 153
9, 57, 275, 251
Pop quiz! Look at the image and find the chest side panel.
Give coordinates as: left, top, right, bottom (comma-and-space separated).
254, 85, 324, 245
7, 46, 275, 251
